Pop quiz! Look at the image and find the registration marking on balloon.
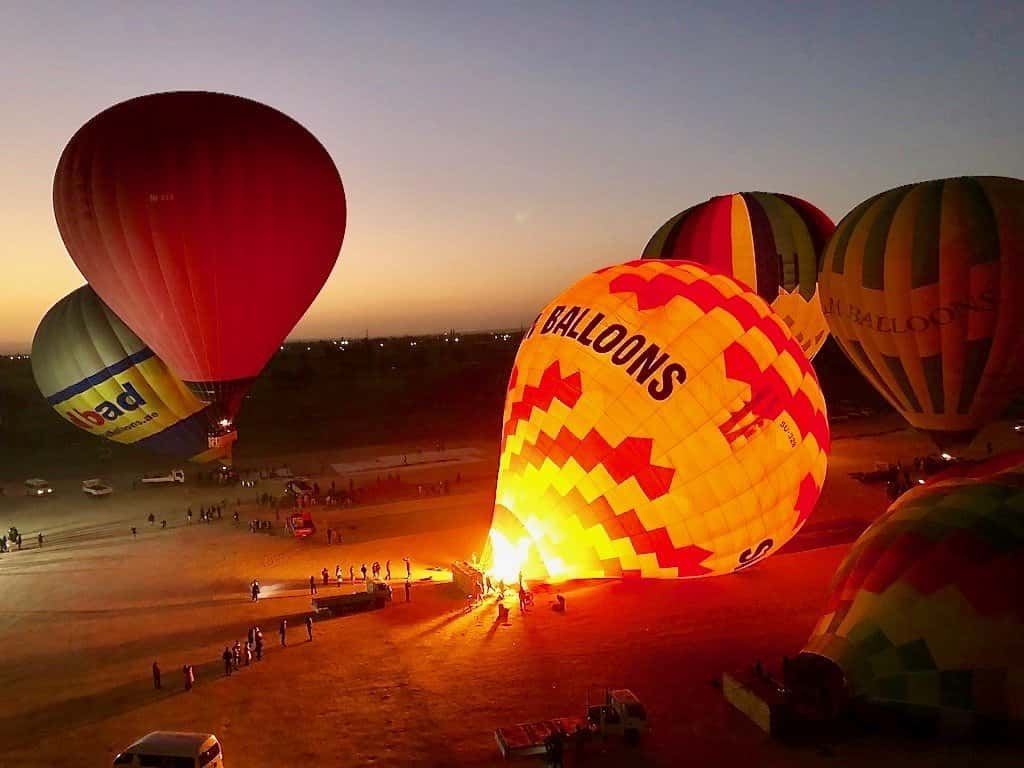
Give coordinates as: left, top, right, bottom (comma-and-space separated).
490, 260, 829, 580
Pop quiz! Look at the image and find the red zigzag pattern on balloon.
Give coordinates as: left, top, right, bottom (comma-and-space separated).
507, 470, 714, 577
609, 270, 830, 452
502, 362, 582, 452
506, 428, 676, 502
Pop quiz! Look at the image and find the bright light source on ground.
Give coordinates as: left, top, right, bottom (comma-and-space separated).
487, 529, 531, 585
941, 452, 953, 461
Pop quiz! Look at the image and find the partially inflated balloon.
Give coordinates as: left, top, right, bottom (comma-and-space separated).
31, 286, 225, 462
643, 192, 835, 359
818, 177, 1024, 448
488, 260, 829, 580
802, 462, 1024, 724
53, 91, 346, 425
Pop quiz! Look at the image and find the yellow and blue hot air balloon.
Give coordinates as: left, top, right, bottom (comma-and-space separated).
31, 285, 228, 461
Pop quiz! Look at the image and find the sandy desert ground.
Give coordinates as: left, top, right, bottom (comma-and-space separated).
0, 424, 1020, 767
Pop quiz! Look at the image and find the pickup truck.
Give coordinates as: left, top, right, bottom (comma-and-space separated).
82, 479, 113, 497
495, 688, 647, 760
137, 469, 185, 487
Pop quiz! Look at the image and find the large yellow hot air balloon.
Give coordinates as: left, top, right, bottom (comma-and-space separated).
31, 286, 227, 461
643, 192, 835, 359
488, 260, 829, 581
818, 176, 1024, 447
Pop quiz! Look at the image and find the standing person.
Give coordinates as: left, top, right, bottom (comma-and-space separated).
187, 507, 192, 525
279, 619, 287, 647
244, 641, 253, 667
222, 647, 233, 676
17, 534, 22, 550
322, 567, 329, 586
147, 513, 155, 526
232, 641, 241, 670
255, 628, 264, 661
327, 527, 333, 545
372, 561, 380, 579
305, 615, 314, 642
404, 556, 411, 579
183, 664, 194, 691
309, 575, 317, 595
404, 579, 411, 603
247, 626, 255, 647
348, 565, 354, 582
335, 565, 342, 587
37, 532, 43, 547
360, 563, 367, 581
250, 579, 260, 602
385, 560, 391, 581
152, 661, 161, 690
518, 584, 528, 613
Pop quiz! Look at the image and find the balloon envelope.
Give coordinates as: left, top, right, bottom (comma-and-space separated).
818, 176, 1024, 447
489, 260, 829, 580
53, 91, 346, 421
32, 285, 225, 461
643, 192, 835, 359
802, 461, 1024, 724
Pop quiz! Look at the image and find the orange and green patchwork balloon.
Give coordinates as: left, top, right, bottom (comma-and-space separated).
802, 460, 1024, 725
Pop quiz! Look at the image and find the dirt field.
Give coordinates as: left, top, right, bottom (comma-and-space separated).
0, 426, 1019, 767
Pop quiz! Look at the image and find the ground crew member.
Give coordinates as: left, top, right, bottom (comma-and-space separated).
152, 661, 161, 690
306, 615, 314, 641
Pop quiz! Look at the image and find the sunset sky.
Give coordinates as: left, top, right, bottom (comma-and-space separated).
1, 2, 1021, 352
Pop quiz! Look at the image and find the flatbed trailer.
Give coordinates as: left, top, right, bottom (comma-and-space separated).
312, 581, 392, 616
495, 717, 588, 759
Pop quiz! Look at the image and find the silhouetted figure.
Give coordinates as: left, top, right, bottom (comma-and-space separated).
361, 563, 367, 581
251, 579, 260, 601
37, 532, 43, 547
222, 647, 233, 676
322, 567, 329, 585
279, 619, 287, 646
183, 664, 194, 691
404, 556, 411, 578
385, 560, 391, 580
255, 629, 264, 661
309, 575, 317, 595
404, 580, 411, 603
306, 615, 314, 641
147, 513, 155, 526
349, 565, 354, 582
152, 661, 161, 690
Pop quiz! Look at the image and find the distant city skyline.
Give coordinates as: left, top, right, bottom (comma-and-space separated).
1, 1, 1022, 353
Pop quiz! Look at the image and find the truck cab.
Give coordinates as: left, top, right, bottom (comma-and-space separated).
586, 688, 648, 744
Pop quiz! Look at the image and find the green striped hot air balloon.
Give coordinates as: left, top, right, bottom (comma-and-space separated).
801, 459, 1024, 729
31, 285, 230, 461
818, 176, 1024, 448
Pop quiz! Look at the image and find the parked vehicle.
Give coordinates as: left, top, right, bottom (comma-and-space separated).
137, 469, 185, 487
24, 478, 54, 496
112, 731, 223, 767
82, 478, 113, 497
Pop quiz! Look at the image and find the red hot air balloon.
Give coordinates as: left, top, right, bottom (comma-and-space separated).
53, 92, 346, 433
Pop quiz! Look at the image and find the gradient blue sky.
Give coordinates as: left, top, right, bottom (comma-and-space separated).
1, 1, 1021, 352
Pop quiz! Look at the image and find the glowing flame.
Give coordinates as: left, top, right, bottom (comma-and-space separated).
487, 529, 532, 585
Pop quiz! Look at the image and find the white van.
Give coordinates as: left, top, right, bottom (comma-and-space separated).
112, 732, 224, 768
